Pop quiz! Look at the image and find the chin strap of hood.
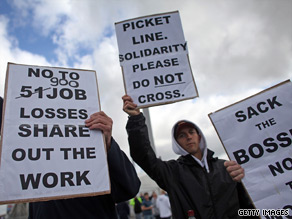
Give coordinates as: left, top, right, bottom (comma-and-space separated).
171, 120, 210, 173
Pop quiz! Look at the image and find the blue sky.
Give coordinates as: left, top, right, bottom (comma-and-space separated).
0, 0, 95, 64
0, 0, 291, 163
0, 1, 53, 55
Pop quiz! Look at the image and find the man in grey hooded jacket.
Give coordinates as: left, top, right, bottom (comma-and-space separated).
122, 95, 254, 219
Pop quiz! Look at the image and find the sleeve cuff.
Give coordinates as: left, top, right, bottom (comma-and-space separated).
128, 112, 144, 121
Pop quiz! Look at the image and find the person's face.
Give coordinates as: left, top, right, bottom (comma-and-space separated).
176, 127, 202, 159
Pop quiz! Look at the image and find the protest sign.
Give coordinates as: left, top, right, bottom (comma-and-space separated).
0, 205, 6, 216
0, 63, 110, 204
209, 80, 292, 217
115, 11, 198, 108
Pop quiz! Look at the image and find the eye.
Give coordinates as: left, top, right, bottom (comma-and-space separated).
178, 133, 186, 139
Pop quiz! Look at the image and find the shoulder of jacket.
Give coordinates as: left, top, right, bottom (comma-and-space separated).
206, 149, 219, 161
176, 155, 199, 166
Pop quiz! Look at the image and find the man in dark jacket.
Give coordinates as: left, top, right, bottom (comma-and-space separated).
117, 201, 130, 219
122, 95, 254, 219
28, 111, 141, 219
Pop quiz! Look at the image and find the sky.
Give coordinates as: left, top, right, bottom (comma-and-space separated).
0, 0, 291, 169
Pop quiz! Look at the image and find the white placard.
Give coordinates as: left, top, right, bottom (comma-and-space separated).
0, 63, 110, 204
115, 11, 198, 108
0, 204, 6, 216
209, 80, 292, 217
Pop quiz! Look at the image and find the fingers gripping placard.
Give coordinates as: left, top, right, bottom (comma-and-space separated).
115, 11, 198, 108
0, 63, 110, 204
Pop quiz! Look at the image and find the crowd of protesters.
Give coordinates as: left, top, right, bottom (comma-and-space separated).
129, 190, 172, 219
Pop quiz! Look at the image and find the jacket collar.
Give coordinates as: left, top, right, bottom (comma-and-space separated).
177, 149, 217, 166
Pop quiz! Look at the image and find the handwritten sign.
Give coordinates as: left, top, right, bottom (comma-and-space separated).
0, 63, 110, 204
209, 80, 292, 216
115, 11, 198, 108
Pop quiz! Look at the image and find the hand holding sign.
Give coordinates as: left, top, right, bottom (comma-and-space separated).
224, 160, 245, 182
85, 111, 113, 150
122, 95, 141, 116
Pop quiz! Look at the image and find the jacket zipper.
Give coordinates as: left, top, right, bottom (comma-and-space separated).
203, 167, 218, 219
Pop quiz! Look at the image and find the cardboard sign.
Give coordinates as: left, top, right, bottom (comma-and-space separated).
0, 63, 110, 204
209, 80, 292, 216
115, 11, 198, 108
0, 204, 6, 216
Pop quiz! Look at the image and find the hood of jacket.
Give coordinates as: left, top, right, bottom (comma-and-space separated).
171, 120, 210, 172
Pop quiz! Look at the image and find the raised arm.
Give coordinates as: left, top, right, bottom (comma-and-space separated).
122, 95, 173, 190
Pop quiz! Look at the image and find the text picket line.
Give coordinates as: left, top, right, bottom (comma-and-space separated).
122, 15, 171, 31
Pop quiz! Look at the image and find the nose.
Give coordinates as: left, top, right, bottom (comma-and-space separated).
186, 133, 192, 139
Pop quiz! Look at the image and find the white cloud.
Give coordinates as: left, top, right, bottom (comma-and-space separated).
179, 0, 292, 96
0, 15, 50, 97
